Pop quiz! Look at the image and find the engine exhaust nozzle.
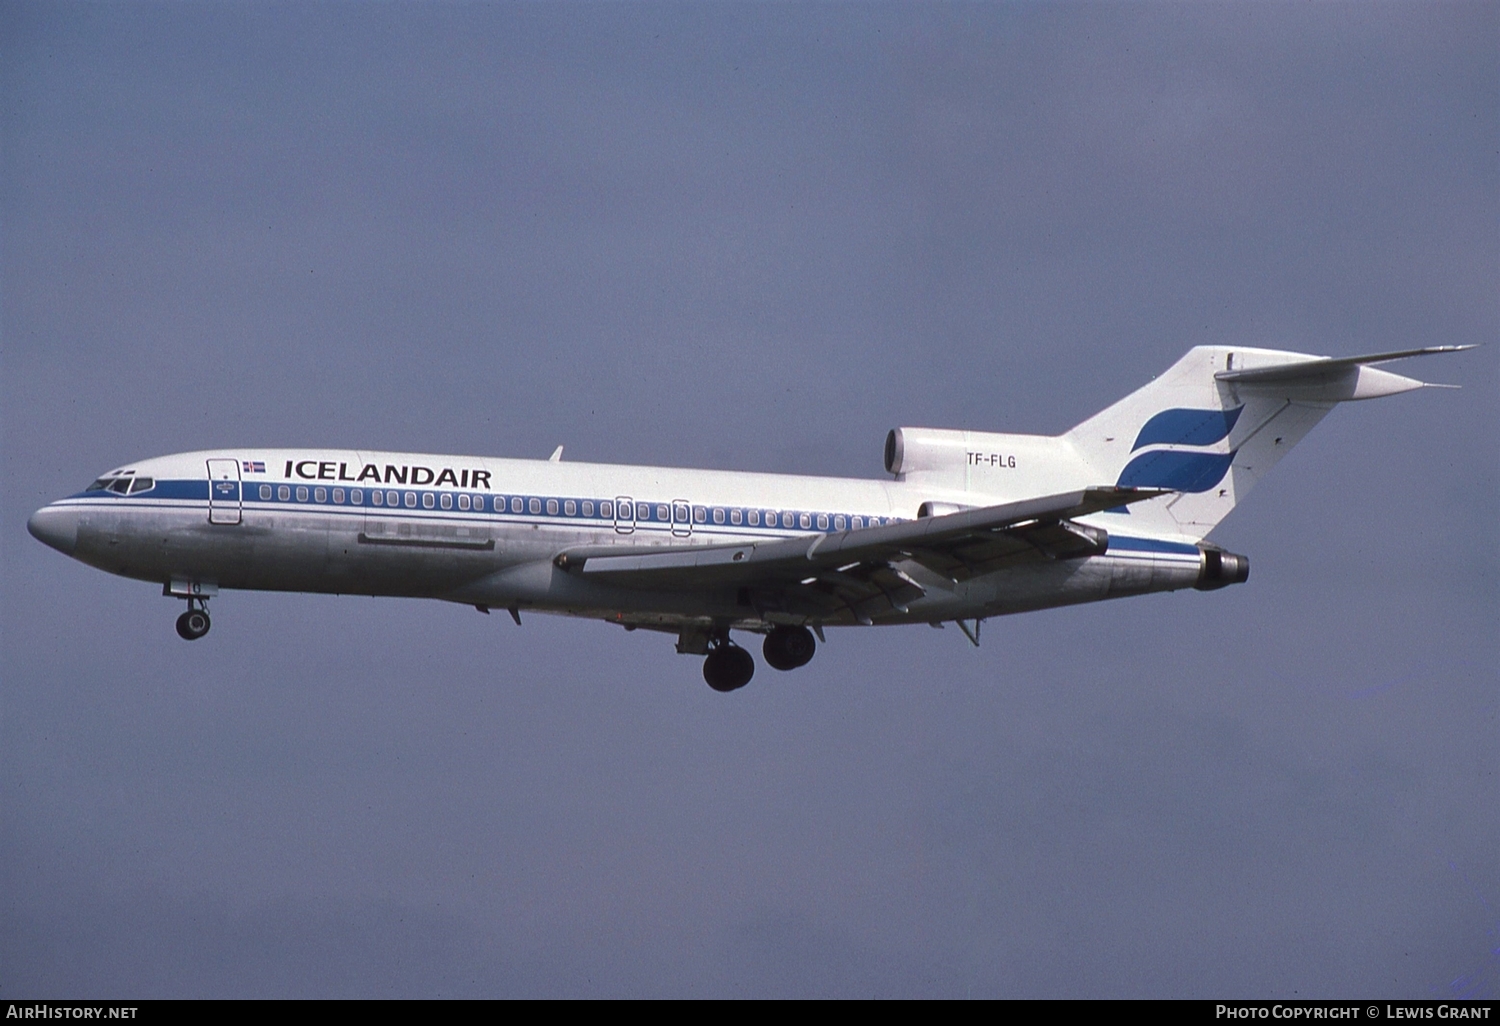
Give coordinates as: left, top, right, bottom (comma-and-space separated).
1195, 547, 1249, 590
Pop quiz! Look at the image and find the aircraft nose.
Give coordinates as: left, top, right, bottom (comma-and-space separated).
28, 504, 79, 556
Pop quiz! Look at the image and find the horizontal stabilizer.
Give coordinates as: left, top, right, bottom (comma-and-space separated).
1215, 345, 1472, 400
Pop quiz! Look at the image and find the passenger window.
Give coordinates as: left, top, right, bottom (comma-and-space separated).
512, 497, 524, 513
816, 514, 828, 530
564, 499, 576, 516
713, 508, 725, 524
422, 493, 434, 509
333, 488, 345, 503
315, 487, 327, 503
834, 515, 845, 530
351, 489, 362, 504
748, 510, 759, 526
373, 489, 383, 505
440, 493, 452, 510
799, 513, 811, 529
260, 484, 272, 500
278, 485, 291, 501
730, 509, 742, 525
599, 501, 612, 519
852, 516, 863, 529
547, 499, 559, 515
458, 494, 470, 511
638, 503, 651, 520
404, 492, 417, 508
296, 486, 308, 502
656, 504, 668, 522
693, 507, 706, 523
529, 497, 541, 514
388, 491, 400, 506
583, 500, 595, 517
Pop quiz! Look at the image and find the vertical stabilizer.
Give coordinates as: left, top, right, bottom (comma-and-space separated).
1064, 345, 1463, 540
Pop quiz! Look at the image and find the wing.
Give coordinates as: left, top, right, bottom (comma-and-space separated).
554, 486, 1166, 624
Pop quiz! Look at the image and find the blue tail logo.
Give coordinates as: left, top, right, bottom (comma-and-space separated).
1117, 406, 1242, 493
1131, 406, 1242, 451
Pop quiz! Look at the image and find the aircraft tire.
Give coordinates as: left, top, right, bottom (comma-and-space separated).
762, 626, 816, 671
176, 609, 211, 640
703, 644, 754, 692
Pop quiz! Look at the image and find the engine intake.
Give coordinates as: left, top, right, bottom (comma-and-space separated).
916, 500, 975, 518
887, 427, 960, 476
1195, 547, 1250, 590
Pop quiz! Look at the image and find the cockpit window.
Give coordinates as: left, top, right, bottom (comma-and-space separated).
88, 471, 143, 493
128, 477, 155, 494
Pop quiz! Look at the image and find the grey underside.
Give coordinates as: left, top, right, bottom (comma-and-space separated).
73, 506, 1201, 633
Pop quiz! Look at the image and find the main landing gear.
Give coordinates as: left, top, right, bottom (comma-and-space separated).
175, 598, 211, 641
703, 640, 755, 693
762, 625, 816, 671
700, 625, 818, 692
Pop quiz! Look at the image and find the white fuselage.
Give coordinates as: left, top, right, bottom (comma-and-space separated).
28, 447, 1206, 633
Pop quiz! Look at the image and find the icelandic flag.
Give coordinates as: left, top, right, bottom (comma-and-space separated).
243, 460, 266, 473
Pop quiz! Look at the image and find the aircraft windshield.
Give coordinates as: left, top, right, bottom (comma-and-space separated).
86, 475, 150, 494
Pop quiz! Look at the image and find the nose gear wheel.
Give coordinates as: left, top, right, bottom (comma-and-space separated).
176, 607, 211, 640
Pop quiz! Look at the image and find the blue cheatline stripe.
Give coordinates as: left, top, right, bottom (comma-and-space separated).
56, 489, 1205, 563
1131, 406, 1243, 452
69, 480, 210, 501
1108, 536, 1201, 555
1116, 449, 1235, 493
60, 480, 901, 536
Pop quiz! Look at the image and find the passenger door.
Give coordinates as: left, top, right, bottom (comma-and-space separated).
206, 459, 242, 525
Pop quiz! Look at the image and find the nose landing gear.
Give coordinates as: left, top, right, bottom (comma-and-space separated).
175, 598, 211, 640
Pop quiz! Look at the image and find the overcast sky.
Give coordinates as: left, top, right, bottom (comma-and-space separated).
2, 1, 1496, 998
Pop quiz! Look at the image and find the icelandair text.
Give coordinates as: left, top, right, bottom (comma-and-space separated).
283, 460, 490, 490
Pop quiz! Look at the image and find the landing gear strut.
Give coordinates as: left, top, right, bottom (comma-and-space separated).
702, 635, 755, 692
762, 625, 816, 671
175, 597, 211, 640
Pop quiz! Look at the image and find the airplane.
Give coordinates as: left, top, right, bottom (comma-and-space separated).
28, 344, 1470, 692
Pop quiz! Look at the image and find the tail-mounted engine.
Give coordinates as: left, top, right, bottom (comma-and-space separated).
1195, 547, 1250, 590
885, 427, 969, 476
883, 426, 1094, 490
